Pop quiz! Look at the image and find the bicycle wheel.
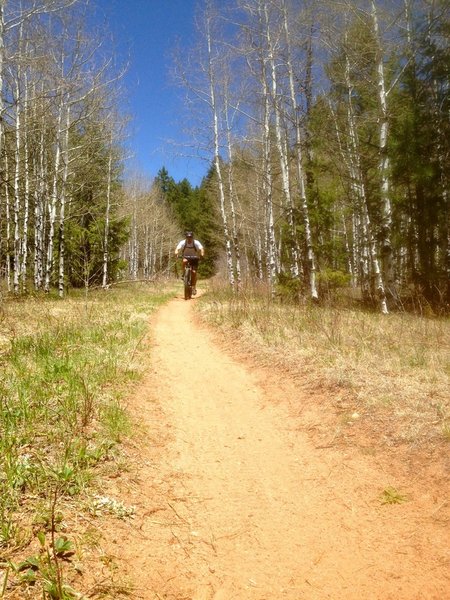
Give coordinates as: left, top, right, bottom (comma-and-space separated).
184, 267, 192, 300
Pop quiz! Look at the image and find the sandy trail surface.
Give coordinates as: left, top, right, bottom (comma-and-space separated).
99, 295, 449, 600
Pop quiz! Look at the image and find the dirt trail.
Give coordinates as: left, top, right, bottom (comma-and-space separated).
100, 295, 449, 600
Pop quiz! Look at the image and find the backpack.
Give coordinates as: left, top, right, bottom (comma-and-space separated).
182, 240, 199, 255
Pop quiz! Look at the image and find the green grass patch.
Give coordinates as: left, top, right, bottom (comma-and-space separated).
379, 486, 409, 505
0, 284, 173, 595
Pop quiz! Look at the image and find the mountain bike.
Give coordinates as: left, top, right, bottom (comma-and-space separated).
182, 257, 198, 300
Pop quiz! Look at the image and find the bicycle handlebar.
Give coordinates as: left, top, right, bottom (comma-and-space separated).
178, 255, 201, 262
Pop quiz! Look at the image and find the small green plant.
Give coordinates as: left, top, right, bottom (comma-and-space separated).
101, 398, 132, 443
0, 515, 18, 547
33, 507, 64, 532
317, 268, 352, 293
10, 532, 77, 599
53, 536, 75, 558
442, 423, 450, 442
15, 555, 41, 585
275, 273, 304, 302
379, 486, 408, 505
1, 564, 10, 596
0, 284, 171, 596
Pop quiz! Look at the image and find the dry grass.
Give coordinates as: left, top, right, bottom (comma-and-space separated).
197, 279, 450, 449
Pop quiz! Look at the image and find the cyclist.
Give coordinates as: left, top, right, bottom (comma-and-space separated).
175, 232, 204, 295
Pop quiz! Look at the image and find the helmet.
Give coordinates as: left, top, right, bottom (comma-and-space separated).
185, 231, 194, 237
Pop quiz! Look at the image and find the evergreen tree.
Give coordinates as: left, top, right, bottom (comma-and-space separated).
390, 2, 449, 304
65, 127, 128, 288
155, 166, 221, 277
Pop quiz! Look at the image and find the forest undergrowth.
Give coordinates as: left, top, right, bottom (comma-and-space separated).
0, 284, 173, 599
197, 279, 450, 455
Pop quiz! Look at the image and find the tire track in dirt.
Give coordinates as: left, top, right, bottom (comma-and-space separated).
105, 295, 449, 600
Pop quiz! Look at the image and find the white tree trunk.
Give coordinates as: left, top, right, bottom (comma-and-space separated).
253, 2, 277, 294
0, 1, 4, 164
205, 6, 235, 288
265, 2, 299, 280
21, 70, 30, 292
4, 152, 11, 291
263, 92, 277, 294
34, 111, 46, 291
342, 213, 355, 287
131, 196, 138, 279
13, 76, 22, 294
223, 90, 242, 288
371, 0, 394, 294
329, 45, 388, 314
255, 180, 264, 280
344, 46, 388, 313
159, 233, 164, 272
45, 104, 63, 292
102, 147, 113, 288
0, 1, 6, 289
58, 105, 71, 297
282, 0, 318, 299
145, 225, 151, 278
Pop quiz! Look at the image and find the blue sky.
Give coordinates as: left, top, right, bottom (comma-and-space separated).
94, 0, 207, 186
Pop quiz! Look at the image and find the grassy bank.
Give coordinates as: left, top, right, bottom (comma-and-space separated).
197, 280, 450, 450
0, 284, 173, 599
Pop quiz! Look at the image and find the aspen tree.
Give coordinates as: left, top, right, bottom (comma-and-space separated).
371, 0, 394, 294
261, 79, 277, 293
4, 153, 11, 291
240, 0, 278, 293
12, 27, 23, 294
204, 1, 235, 289
20, 63, 30, 292
120, 175, 179, 281
0, 1, 7, 186
281, 0, 318, 299
34, 122, 46, 290
347, 109, 381, 308
0, 0, 129, 293
2, 2, 83, 289
263, 0, 301, 280
57, 104, 70, 297
172, 1, 239, 287
0, 2, 4, 219
130, 186, 138, 280
44, 101, 63, 292
102, 137, 113, 289
223, 75, 242, 288
329, 31, 388, 313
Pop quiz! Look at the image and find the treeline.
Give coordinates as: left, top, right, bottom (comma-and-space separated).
0, 1, 219, 296
0, 0, 133, 295
0, 0, 187, 295
177, 0, 449, 312
117, 166, 222, 282
153, 166, 220, 278
1, 0, 447, 310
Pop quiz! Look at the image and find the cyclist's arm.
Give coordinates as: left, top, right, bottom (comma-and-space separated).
194, 240, 205, 258
174, 240, 183, 257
